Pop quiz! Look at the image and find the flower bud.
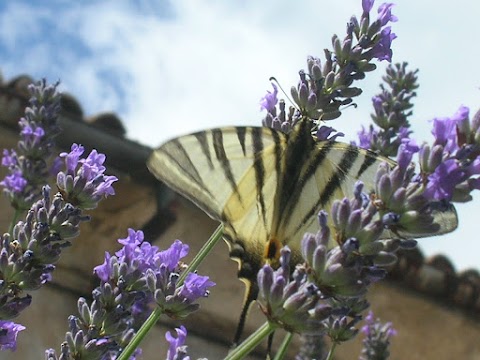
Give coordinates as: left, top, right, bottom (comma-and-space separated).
307, 92, 318, 111
377, 174, 393, 202
298, 83, 309, 107
346, 209, 362, 237
428, 145, 444, 171
312, 245, 327, 275
324, 71, 335, 89
258, 265, 274, 302
301, 233, 317, 264
359, 241, 384, 256
389, 187, 406, 210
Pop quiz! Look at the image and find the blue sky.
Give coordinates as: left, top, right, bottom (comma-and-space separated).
1, 0, 480, 269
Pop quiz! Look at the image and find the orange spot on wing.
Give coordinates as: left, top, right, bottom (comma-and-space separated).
263, 237, 282, 267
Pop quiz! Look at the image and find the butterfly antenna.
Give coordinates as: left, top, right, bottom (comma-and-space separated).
233, 280, 258, 346
269, 76, 295, 108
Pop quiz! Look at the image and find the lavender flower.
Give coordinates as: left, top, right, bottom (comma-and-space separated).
0, 142, 117, 357
149, 262, 215, 320
255, 191, 396, 358
354, 62, 418, 157
0, 143, 118, 299
358, 64, 480, 204
0, 80, 61, 211
0, 321, 25, 351
0, 170, 27, 194
371, 144, 449, 236
257, 247, 332, 335
165, 326, 190, 360
422, 159, 464, 201
46, 230, 214, 359
0, 84, 116, 335
302, 205, 389, 300
255, 178, 410, 356
325, 315, 360, 344
316, 125, 345, 141
362, 0, 374, 13
370, 27, 397, 62
95, 229, 214, 320
360, 311, 396, 360
259, 83, 278, 113
419, 106, 480, 202
430, 109, 463, 153
261, 1, 398, 132
57, 144, 118, 209
357, 125, 378, 150
0, 185, 88, 321
376, 3, 397, 26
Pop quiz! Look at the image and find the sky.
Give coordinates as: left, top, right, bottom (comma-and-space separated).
0, 0, 480, 270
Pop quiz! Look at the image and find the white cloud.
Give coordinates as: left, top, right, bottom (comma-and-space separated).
0, 0, 365, 143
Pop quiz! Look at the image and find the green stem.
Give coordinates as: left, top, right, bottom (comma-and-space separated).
178, 223, 224, 284
273, 331, 294, 360
8, 208, 21, 236
119, 307, 163, 360
118, 223, 224, 360
325, 342, 337, 360
225, 321, 278, 360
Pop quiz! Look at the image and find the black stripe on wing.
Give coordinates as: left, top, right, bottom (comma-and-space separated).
251, 127, 268, 227
194, 132, 214, 170
275, 120, 317, 226
236, 127, 247, 156
300, 144, 382, 234
272, 130, 283, 178
160, 138, 215, 199
291, 144, 365, 237
356, 149, 381, 178
212, 129, 243, 204
280, 141, 335, 228
318, 145, 360, 207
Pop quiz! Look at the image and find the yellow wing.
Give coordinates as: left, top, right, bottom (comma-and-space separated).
147, 126, 286, 272
274, 140, 388, 257
147, 126, 285, 221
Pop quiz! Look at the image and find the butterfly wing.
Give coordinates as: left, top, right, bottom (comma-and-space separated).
269, 135, 458, 255
271, 138, 392, 256
148, 126, 289, 342
147, 126, 288, 274
148, 123, 458, 343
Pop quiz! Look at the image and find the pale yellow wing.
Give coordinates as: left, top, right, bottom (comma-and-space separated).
147, 126, 287, 223
148, 125, 458, 267
273, 140, 393, 256
263, 137, 457, 256
148, 123, 458, 343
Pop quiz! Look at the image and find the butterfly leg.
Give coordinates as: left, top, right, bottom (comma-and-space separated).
232, 279, 259, 346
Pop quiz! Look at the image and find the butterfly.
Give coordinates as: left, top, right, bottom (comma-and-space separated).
147, 119, 458, 341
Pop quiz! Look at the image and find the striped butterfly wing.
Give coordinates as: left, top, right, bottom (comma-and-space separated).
148, 122, 459, 277
148, 122, 458, 341
148, 126, 287, 342
147, 126, 288, 277
273, 142, 385, 259
264, 120, 395, 263
148, 121, 396, 280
